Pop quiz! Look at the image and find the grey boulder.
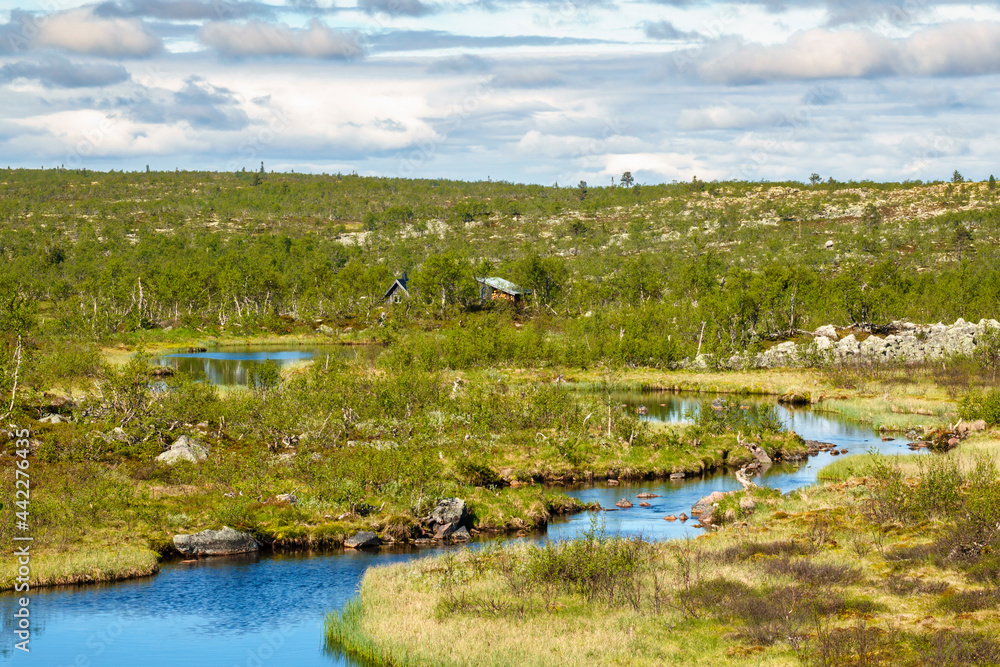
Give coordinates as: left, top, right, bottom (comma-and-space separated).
345, 531, 380, 549
156, 435, 209, 465
174, 526, 258, 556
427, 498, 467, 527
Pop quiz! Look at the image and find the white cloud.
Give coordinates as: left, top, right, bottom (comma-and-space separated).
676, 104, 776, 130
34, 8, 162, 57
198, 19, 364, 59
700, 21, 1000, 84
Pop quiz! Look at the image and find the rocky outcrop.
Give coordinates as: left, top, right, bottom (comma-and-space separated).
156, 435, 209, 465
174, 526, 259, 556
712, 318, 1000, 370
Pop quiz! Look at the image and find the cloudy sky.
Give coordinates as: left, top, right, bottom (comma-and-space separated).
1, 0, 999, 184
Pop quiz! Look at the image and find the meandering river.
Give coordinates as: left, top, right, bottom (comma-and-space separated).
0, 388, 925, 666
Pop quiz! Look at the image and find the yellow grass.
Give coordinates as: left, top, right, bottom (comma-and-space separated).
0, 546, 159, 591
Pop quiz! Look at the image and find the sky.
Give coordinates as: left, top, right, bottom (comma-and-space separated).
1, 0, 999, 184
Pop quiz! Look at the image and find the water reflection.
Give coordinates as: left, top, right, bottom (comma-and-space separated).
152, 346, 378, 385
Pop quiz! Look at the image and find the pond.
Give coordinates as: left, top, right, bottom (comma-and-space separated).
151, 346, 379, 386
0, 392, 923, 666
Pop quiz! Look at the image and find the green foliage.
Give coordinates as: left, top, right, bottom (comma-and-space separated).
958, 389, 1000, 425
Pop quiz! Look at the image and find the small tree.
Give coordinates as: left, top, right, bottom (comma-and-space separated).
809, 173, 821, 186
989, 174, 996, 192
952, 169, 965, 184
975, 325, 1000, 383
620, 171, 634, 188
861, 203, 882, 234
953, 223, 974, 262
577, 180, 588, 201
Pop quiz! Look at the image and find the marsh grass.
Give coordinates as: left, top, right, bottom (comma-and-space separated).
0, 546, 158, 590
326, 445, 1000, 666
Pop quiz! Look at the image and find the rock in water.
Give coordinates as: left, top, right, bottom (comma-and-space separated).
173, 526, 258, 556
664, 515, 677, 522
156, 435, 209, 465
451, 526, 471, 542
678, 513, 689, 522
427, 498, 467, 527
616, 499, 633, 508
345, 531, 380, 549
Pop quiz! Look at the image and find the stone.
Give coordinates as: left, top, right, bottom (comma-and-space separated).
318, 324, 334, 334
678, 513, 689, 522
38, 414, 63, 424
825, 240, 834, 249
814, 324, 838, 340
639, 502, 651, 507
948, 437, 960, 448
607, 479, 620, 486
636, 493, 660, 498
174, 526, 259, 556
275, 493, 298, 505
434, 522, 456, 540
427, 498, 466, 527
692, 491, 727, 516
749, 444, 772, 464
616, 499, 633, 508
739, 495, 756, 512
669, 472, 685, 480
664, 515, 677, 522
451, 526, 471, 542
345, 531, 380, 549
724, 508, 737, 522
156, 435, 209, 465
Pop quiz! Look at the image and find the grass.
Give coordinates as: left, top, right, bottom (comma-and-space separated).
0, 546, 159, 590
816, 396, 954, 432
325, 436, 1000, 666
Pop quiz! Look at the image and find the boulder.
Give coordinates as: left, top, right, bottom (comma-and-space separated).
451, 526, 471, 542
814, 324, 838, 340
607, 479, 620, 486
664, 515, 677, 522
636, 493, 661, 499
318, 324, 334, 334
38, 414, 63, 424
426, 498, 466, 527
616, 499, 633, 508
174, 526, 259, 556
434, 522, 456, 540
669, 472, 685, 480
678, 513, 689, 522
739, 495, 756, 512
639, 502, 651, 507
275, 493, 298, 506
749, 444, 772, 464
156, 435, 209, 465
692, 491, 727, 516
345, 531, 380, 549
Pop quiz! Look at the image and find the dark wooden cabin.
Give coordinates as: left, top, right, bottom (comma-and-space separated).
383, 273, 410, 304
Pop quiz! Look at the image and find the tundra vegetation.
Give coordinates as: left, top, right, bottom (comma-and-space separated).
1, 169, 999, 662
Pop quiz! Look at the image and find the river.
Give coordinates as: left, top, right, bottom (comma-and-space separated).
0, 390, 922, 666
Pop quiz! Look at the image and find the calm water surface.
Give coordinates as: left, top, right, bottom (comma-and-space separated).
152, 346, 378, 385
1, 391, 923, 666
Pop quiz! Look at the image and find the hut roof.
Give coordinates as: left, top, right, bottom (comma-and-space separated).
383, 275, 409, 300
475, 277, 531, 296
